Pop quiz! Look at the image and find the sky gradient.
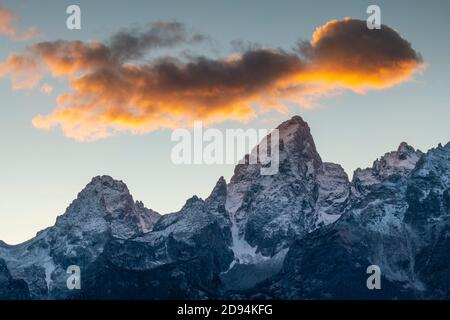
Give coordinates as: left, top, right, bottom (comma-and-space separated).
0, 0, 449, 244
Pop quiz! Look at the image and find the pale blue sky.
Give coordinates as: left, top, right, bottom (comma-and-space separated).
1, 0, 449, 244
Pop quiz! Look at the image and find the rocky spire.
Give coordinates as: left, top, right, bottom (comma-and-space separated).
276, 115, 323, 169
56, 175, 160, 239
352, 142, 423, 195
206, 176, 227, 206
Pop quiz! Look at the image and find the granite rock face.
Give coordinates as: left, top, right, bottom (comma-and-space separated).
0, 176, 161, 299
0, 258, 30, 300
253, 142, 450, 299
0, 116, 449, 300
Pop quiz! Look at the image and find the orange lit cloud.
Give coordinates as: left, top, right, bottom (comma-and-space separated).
0, 5, 38, 41
299, 18, 424, 91
0, 18, 424, 141
0, 53, 43, 89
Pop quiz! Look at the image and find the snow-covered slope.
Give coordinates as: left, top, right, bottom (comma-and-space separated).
219, 116, 351, 289
1, 116, 449, 300
0, 176, 160, 299
352, 142, 423, 196
225, 116, 350, 259
258, 141, 450, 300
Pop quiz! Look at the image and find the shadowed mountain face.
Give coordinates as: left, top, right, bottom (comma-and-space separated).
243, 140, 450, 300
0, 176, 161, 299
0, 259, 30, 300
0, 116, 449, 300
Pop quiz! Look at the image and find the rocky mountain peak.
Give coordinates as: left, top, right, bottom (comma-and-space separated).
374, 142, 423, 177
81, 175, 130, 198
54, 175, 160, 239
277, 116, 322, 167
229, 115, 322, 185
206, 176, 227, 207
182, 195, 204, 210
353, 142, 423, 193
277, 115, 308, 131
210, 176, 227, 196
70, 175, 134, 219
409, 141, 450, 185
1, 115, 450, 300
222, 116, 346, 261
397, 141, 415, 154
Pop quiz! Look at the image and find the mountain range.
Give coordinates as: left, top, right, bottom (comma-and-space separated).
1, 115, 449, 300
